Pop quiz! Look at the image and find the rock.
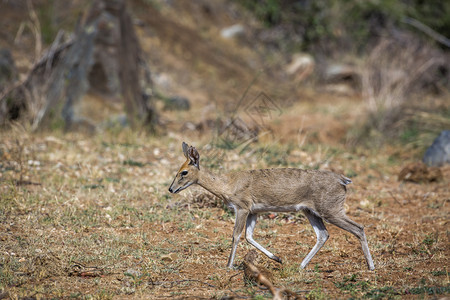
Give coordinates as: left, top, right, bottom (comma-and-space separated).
163, 96, 190, 111
324, 64, 358, 82
285, 53, 314, 81
423, 130, 450, 167
220, 24, 245, 39
398, 162, 442, 183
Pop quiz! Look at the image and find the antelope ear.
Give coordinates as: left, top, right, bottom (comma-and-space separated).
182, 142, 189, 159
188, 146, 200, 170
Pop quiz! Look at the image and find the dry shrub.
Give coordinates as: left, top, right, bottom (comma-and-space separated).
360, 32, 447, 136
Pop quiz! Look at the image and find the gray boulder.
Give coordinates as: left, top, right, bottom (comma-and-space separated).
423, 130, 450, 167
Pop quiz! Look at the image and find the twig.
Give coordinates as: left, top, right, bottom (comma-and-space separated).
15, 139, 24, 184
227, 287, 252, 299
389, 191, 402, 206
224, 270, 255, 299
68, 261, 116, 277
228, 271, 244, 283
151, 279, 217, 289
44, 30, 65, 75
402, 17, 450, 47
26, 0, 42, 62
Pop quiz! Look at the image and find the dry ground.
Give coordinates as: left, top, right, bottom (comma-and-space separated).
0, 96, 449, 299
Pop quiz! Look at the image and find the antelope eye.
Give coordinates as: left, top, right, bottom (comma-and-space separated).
180, 170, 188, 176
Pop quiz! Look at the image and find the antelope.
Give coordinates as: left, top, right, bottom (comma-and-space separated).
168, 142, 375, 270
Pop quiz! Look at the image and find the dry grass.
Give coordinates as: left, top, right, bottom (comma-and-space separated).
1, 98, 449, 299
1, 1, 448, 298
359, 33, 448, 140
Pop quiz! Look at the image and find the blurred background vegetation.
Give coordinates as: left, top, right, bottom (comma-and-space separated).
236, 0, 450, 53
0, 2, 449, 298
0, 0, 448, 150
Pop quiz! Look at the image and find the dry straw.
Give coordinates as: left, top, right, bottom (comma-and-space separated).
361, 33, 446, 133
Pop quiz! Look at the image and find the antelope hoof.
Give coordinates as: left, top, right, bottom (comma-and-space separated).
273, 256, 282, 264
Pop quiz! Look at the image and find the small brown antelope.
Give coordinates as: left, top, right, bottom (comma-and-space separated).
169, 142, 375, 270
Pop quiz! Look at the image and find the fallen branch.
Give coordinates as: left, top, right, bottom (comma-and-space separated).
244, 261, 301, 300
68, 262, 112, 277
242, 250, 303, 299
402, 17, 450, 47
0, 35, 72, 101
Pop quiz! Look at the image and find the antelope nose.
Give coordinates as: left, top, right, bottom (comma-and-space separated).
168, 187, 173, 193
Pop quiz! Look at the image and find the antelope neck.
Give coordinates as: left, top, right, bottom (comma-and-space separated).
197, 169, 230, 198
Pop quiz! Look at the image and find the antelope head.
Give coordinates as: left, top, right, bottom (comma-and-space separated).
168, 142, 200, 194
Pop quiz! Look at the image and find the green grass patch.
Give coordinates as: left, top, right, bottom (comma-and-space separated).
334, 274, 372, 297
123, 159, 145, 167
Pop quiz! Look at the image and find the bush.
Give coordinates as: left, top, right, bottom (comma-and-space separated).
235, 0, 449, 54
358, 32, 446, 138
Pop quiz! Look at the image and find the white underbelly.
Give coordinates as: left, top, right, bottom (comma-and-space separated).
250, 203, 309, 213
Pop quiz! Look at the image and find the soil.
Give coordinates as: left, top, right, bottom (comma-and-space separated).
0, 1, 449, 299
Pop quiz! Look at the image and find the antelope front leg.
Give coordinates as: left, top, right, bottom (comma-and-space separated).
227, 209, 248, 268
